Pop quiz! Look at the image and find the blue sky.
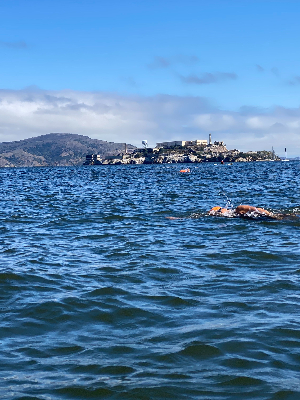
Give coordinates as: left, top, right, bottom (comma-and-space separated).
1, 0, 300, 155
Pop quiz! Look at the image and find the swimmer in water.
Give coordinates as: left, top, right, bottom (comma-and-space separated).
167, 204, 298, 221
209, 204, 275, 219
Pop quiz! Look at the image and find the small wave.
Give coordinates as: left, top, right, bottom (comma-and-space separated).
178, 342, 221, 359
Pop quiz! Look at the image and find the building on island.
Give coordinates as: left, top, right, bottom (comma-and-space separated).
210, 141, 225, 147
83, 154, 102, 165
156, 139, 207, 149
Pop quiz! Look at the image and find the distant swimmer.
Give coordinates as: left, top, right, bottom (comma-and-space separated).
209, 205, 275, 219
179, 168, 190, 173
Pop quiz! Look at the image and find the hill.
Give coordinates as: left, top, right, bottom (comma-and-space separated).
0, 133, 136, 167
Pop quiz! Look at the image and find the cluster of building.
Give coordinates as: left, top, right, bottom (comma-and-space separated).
155, 133, 226, 149
156, 139, 208, 148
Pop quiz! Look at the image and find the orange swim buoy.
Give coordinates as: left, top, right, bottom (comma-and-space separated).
179, 168, 190, 173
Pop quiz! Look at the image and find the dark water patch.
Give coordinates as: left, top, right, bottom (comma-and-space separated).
87, 286, 129, 297
272, 327, 300, 339
70, 364, 136, 377
183, 243, 207, 249
14, 347, 50, 359
116, 386, 212, 400
219, 340, 270, 358
150, 266, 181, 274
0, 358, 38, 371
101, 365, 136, 375
75, 233, 112, 241
258, 280, 300, 293
14, 397, 43, 400
105, 251, 132, 259
107, 345, 137, 355
147, 294, 198, 308
88, 308, 122, 325
162, 372, 191, 380
0, 272, 24, 281
103, 214, 127, 221
219, 375, 264, 386
47, 344, 84, 356
178, 342, 221, 359
71, 363, 106, 374
222, 356, 264, 369
270, 390, 300, 400
113, 305, 164, 326
22, 301, 73, 324
54, 386, 114, 399
1, 247, 18, 254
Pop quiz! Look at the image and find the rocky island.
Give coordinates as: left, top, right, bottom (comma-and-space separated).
87, 139, 280, 165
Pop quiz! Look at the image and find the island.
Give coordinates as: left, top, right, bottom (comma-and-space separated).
84, 138, 280, 165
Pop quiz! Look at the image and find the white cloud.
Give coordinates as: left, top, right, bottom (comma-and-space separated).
194, 114, 237, 130
0, 88, 299, 156
245, 116, 275, 129
287, 120, 300, 129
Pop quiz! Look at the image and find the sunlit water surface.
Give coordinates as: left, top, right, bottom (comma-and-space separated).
1, 162, 300, 400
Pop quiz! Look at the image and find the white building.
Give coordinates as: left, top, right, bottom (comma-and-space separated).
156, 139, 207, 148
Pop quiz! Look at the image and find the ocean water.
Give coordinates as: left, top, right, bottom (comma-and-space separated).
1, 162, 300, 400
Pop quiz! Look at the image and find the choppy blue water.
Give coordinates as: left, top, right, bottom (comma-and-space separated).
1, 162, 300, 400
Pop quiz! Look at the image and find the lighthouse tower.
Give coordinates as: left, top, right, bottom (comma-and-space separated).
209, 133, 212, 145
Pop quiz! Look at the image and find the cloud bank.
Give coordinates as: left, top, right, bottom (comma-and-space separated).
0, 88, 299, 155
